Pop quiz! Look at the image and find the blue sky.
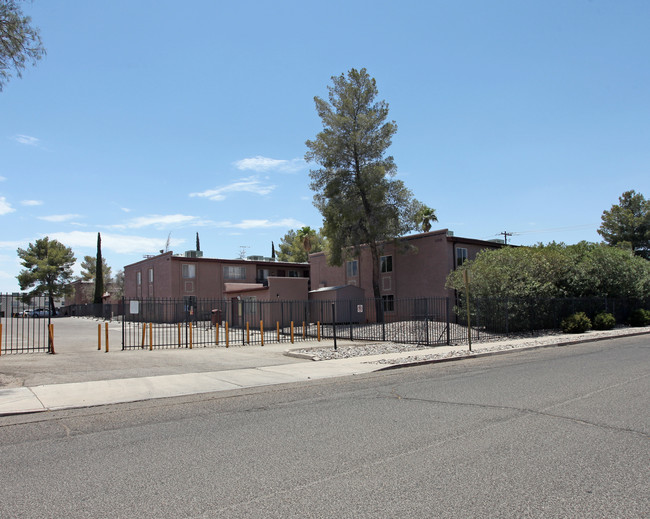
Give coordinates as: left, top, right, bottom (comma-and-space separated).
1, 0, 649, 293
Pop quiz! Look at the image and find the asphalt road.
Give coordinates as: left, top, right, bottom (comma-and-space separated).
0, 336, 647, 518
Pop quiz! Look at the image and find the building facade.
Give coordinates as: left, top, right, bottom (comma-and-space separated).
308, 229, 503, 305
123, 251, 310, 301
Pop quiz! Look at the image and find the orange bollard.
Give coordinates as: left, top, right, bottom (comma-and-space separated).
302, 321, 306, 340
98, 324, 101, 350
149, 323, 153, 351
260, 321, 264, 346
291, 321, 294, 344
225, 321, 229, 347
105, 322, 109, 352
246, 322, 250, 344
49, 324, 55, 354
189, 322, 193, 349
141, 325, 146, 348
277, 321, 280, 342
317, 321, 321, 342
0, 323, 3, 356
215, 322, 219, 346
178, 322, 181, 347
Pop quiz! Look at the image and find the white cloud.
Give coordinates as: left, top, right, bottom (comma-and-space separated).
189, 176, 275, 201
0, 196, 15, 215
21, 199, 43, 206
216, 218, 304, 230
112, 214, 201, 230
0, 175, 6, 182
48, 231, 185, 255
38, 214, 81, 222
234, 156, 306, 173
14, 134, 40, 146
0, 240, 26, 250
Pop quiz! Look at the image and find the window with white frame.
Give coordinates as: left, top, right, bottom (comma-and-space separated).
136, 271, 142, 286
346, 260, 358, 277
182, 264, 196, 279
380, 255, 393, 273
456, 248, 468, 267
148, 268, 154, 283
224, 266, 246, 280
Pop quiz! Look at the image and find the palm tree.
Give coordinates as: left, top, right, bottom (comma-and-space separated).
297, 226, 316, 255
419, 206, 438, 233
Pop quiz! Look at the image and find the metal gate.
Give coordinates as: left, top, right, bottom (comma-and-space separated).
0, 293, 53, 354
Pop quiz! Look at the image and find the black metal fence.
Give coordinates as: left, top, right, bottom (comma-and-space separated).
0, 293, 54, 354
117, 295, 650, 350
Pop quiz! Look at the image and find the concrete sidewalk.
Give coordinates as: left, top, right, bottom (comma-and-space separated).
1, 318, 648, 416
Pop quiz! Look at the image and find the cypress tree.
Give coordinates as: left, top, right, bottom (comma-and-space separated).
93, 232, 104, 304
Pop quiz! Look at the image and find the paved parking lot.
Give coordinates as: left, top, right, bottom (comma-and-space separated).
0, 317, 313, 388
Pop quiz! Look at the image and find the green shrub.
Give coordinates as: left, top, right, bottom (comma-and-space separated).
629, 309, 650, 327
561, 312, 592, 334
592, 312, 616, 330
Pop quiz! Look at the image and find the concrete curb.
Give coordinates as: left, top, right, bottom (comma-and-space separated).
375, 330, 650, 371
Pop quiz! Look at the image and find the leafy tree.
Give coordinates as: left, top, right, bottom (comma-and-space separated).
113, 269, 125, 298
17, 237, 76, 314
305, 68, 429, 301
446, 242, 650, 300
79, 256, 112, 286
277, 228, 327, 263
93, 232, 104, 304
0, 0, 46, 91
598, 190, 650, 259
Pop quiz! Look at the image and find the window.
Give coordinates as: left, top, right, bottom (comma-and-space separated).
456, 248, 468, 267
382, 295, 395, 312
380, 255, 393, 273
136, 271, 142, 286
224, 266, 246, 280
148, 268, 154, 283
182, 264, 196, 279
288, 270, 299, 277
346, 260, 358, 277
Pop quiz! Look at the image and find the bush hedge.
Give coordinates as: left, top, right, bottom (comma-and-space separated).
592, 312, 616, 330
561, 312, 592, 334
629, 309, 650, 327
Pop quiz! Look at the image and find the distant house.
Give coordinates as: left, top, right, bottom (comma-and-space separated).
308, 229, 504, 307
123, 250, 310, 301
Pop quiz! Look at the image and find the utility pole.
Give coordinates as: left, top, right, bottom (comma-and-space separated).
501, 231, 513, 245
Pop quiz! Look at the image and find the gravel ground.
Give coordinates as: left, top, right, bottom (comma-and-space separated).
293, 325, 650, 365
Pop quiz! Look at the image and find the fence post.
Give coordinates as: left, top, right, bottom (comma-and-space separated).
425, 316, 429, 346
332, 302, 337, 351
349, 300, 353, 341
